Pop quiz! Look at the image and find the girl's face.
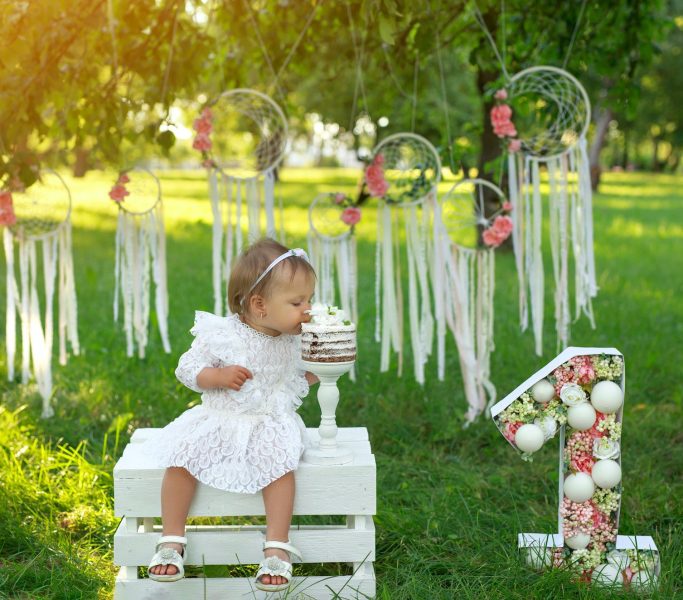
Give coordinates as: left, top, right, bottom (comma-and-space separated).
254, 265, 315, 335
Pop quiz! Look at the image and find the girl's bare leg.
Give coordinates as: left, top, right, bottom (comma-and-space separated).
149, 467, 198, 576
259, 471, 295, 586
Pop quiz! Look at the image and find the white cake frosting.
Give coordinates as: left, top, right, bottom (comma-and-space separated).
301, 303, 356, 363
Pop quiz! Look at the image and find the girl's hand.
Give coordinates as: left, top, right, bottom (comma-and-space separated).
196, 365, 253, 390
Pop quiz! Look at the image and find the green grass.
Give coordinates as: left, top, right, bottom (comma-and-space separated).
1, 169, 682, 599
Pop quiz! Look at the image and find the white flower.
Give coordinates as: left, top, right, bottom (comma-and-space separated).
560, 383, 587, 406
606, 550, 630, 571
534, 416, 558, 441
593, 437, 620, 459
306, 303, 349, 326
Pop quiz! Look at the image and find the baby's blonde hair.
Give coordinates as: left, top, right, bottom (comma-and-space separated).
228, 238, 316, 315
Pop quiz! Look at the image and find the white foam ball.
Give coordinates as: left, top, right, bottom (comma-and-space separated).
567, 402, 597, 431
591, 459, 622, 489
592, 563, 623, 587
563, 472, 595, 503
631, 569, 658, 590
590, 380, 624, 414
531, 379, 555, 403
564, 532, 590, 550
524, 544, 552, 570
514, 423, 545, 453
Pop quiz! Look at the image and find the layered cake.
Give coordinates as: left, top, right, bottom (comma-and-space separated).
301, 303, 356, 363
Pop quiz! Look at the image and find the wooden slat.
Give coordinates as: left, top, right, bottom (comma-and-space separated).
115, 568, 376, 600
114, 522, 375, 566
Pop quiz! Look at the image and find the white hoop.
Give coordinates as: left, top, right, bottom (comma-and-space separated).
118, 167, 161, 217
209, 88, 288, 176
508, 66, 591, 159
308, 193, 352, 241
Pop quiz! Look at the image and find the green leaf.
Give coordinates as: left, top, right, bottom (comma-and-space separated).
156, 130, 175, 150
378, 15, 396, 46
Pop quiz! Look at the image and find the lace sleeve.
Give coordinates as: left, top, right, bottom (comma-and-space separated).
175, 336, 220, 393
288, 336, 310, 398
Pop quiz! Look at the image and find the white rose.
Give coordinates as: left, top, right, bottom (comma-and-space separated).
593, 437, 620, 459
606, 550, 630, 571
534, 416, 558, 441
560, 383, 587, 406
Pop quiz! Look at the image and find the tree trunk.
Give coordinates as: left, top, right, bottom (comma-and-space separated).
621, 126, 629, 169
73, 147, 90, 178
589, 107, 612, 191
652, 137, 661, 172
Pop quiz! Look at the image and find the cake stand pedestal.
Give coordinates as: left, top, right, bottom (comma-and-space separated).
302, 359, 355, 465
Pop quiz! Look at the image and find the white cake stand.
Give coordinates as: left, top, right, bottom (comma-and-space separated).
302, 359, 355, 465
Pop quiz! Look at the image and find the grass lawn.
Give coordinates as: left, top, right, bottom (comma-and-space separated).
0, 169, 682, 599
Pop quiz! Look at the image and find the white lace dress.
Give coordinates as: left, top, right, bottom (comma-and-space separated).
149, 311, 310, 493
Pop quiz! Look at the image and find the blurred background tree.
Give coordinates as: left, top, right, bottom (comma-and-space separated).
0, 0, 678, 191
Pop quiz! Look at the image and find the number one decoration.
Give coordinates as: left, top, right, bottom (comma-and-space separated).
491, 347, 660, 590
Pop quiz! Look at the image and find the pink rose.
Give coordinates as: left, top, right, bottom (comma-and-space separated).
482, 228, 505, 248
340, 206, 361, 226
201, 107, 213, 121
508, 139, 522, 152
365, 164, 389, 198
193, 117, 212, 135
570, 451, 595, 474
108, 184, 129, 202
503, 420, 523, 443
0, 190, 17, 226
117, 173, 130, 185
491, 215, 513, 236
192, 134, 212, 151
333, 193, 346, 205
491, 104, 517, 138
494, 89, 508, 101
502, 201, 513, 212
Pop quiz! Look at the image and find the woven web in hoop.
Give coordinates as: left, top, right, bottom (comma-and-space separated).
508, 66, 590, 159
309, 194, 351, 240
210, 89, 288, 177
440, 178, 505, 250
119, 168, 160, 216
372, 133, 441, 206
9, 169, 71, 238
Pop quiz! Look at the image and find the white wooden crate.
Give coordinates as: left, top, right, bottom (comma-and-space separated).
114, 428, 376, 599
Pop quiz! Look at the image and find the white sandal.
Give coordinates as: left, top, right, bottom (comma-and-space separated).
254, 540, 302, 592
147, 535, 187, 582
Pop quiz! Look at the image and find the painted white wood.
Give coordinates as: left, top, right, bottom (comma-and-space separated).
120, 518, 139, 581
114, 522, 375, 566
115, 567, 376, 600
115, 429, 375, 517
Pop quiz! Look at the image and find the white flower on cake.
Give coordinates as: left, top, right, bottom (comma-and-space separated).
306, 303, 351, 326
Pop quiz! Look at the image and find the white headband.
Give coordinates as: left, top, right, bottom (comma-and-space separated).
246, 248, 310, 296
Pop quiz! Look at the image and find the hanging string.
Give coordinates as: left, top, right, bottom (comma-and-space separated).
563, 0, 588, 70
274, 0, 322, 84
242, 0, 287, 103
160, 0, 181, 113
412, 51, 419, 132
434, 23, 458, 176
501, 0, 506, 74
346, 1, 372, 125
471, 0, 510, 82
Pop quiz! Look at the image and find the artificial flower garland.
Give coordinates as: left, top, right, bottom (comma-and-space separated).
490, 89, 522, 153
109, 172, 130, 203
0, 189, 17, 226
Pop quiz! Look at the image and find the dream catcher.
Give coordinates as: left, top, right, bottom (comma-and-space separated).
194, 89, 288, 315
307, 192, 359, 324
109, 168, 170, 359
434, 179, 512, 423
366, 133, 440, 384
2, 170, 79, 417
500, 66, 597, 355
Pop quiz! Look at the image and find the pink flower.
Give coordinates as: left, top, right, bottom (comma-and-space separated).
570, 451, 595, 474
482, 227, 506, 248
193, 117, 212, 135
193, 134, 212, 151
503, 420, 523, 443
117, 173, 130, 185
0, 190, 17, 226
201, 107, 213, 121
624, 566, 634, 583
108, 184, 129, 202
494, 89, 508, 101
491, 215, 513, 236
333, 193, 347, 205
570, 356, 596, 385
490, 104, 518, 138
340, 206, 361, 226
508, 139, 522, 152
586, 411, 607, 438
365, 157, 389, 198
502, 201, 513, 212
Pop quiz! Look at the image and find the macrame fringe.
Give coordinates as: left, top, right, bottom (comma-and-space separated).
4, 223, 80, 418
509, 133, 597, 355
114, 203, 170, 359
209, 168, 277, 315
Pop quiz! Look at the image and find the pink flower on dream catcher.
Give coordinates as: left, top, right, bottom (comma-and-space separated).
0, 190, 17, 226
109, 173, 131, 203
482, 214, 514, 248
365, 154, 390, 198
491, 89, 522, 153
193, 108, 215, 164
341, 206, 361, 226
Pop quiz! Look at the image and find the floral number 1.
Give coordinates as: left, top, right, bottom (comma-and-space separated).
491, 347, 660, 590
